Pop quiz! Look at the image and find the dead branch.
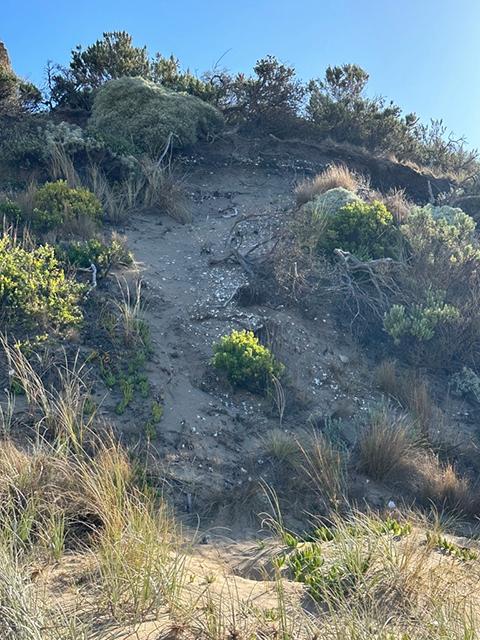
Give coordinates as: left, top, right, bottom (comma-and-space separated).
329, 249, 405, 322
209, 247, 256, 277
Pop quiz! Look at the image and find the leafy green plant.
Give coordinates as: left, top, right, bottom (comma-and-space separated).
115, 377, 134, 415
30, 180, 102, 232
384, 291, 460, 343
284, 541, 371, 602
318, 199, 401, 259
426, 532, 477, 561
451, 367, 480, 403
377, 516, 412, 538
144, 401, 164, 441
151, 401, 164, 422
59, 236, 133, 275
0, 233, 83, 330
0, 198, 22, 222
212, 329, 284, 393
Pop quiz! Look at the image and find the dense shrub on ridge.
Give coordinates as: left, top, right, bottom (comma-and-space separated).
89, 76, 223, 156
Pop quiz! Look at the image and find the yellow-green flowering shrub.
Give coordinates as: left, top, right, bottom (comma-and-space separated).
212, 329, 284, 393
0, 234, 83, 330
319, 199, 402, 259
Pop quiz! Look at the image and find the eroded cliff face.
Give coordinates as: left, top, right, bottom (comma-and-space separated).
0, 42, 12, 71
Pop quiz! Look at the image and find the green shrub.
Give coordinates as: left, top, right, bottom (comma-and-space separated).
212, 329, 284, 393
450, 367, 480, 403
403, 205, 476, 257
59, 237, 133, 274
31, 180, 102, 232
294, 188, 359, 254
0, 198, 22, 222
384, 291, 461, 343
209, 55, 306, 133
382, 206, 480, 366
89, 76, 223, 156
0, 114, 48, 177
0, 234, 83, 330
318, 199, 401, 259
426, 532, 477, 561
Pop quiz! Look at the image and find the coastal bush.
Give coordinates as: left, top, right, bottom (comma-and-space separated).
318, 199, 401, 259
0, 233, 83, 329
208, 55, 306, 132
0, 198, 22, 222
212, 329, 284, 393
384, 293, 461, 344
297, 192, 400, 260
59, 236, 133, 275
89, 76, 223, 156
379, 205, 480, 366
31, 180, 102, 233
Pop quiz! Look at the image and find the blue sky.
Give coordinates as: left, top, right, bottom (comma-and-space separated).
3, 0, 480, 148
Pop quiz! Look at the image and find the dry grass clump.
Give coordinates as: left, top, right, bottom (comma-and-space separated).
86, 158, 190, 224
137, 155, 191, 223
0, 431, 183, 624
0, 336, 184, 625
295, 163, 361, 205
375, 360, 434, 436
262, 428, 301, 466
371, 187, 412, 224
298, 432, 347, 511
415, 455, 477, 514
2, 337, 93, 450
259, 430, 347, 516
357, 404, 417, 480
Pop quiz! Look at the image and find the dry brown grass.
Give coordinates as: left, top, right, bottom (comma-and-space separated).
295, 163, 361, 205
357, 404, 417, 480
371, 187, 412, 224
13, 180, 38, 216
416, 454, 477, 514
375, 360, 434, 436
86, 158, 190, 224
297, 432, 347, 511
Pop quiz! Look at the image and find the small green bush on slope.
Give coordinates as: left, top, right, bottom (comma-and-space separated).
30, 180, 102, 233
212, 329, 284, 393
59, 237, 133, 272
380, 205, 480, 365
0, 234, 83, 330
89, 76, 223, 156
319, 199, 402, 260
296, 189, 401, 260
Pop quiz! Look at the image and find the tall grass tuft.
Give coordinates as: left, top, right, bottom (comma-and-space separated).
357, 403, 418, 480
295, 164, 361, 205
